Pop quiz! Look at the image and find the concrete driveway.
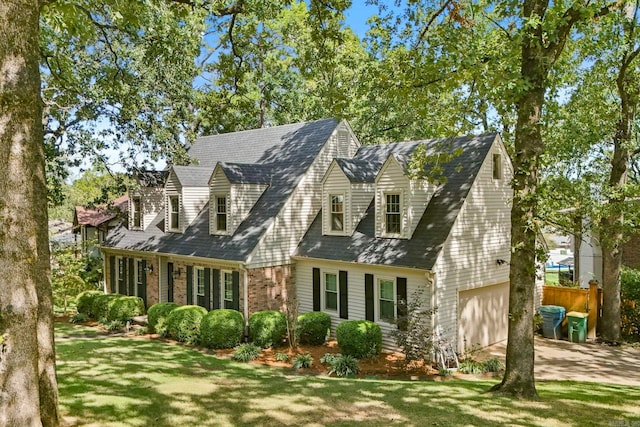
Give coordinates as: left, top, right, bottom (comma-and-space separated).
477, 336, 640, 386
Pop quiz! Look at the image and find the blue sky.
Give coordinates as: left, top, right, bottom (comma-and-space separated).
344, 1, 379, 37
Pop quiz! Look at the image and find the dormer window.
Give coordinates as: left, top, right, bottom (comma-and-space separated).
132, 196, 142, 229
169, 195, 180, 231
330, 194, 344, 232
385, 193, 401, 234
215, 195, 227, 232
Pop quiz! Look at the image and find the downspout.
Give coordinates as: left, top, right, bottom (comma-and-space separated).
240, 264, 249, 337
425, 270, 436, 348
102, 253, 108, 294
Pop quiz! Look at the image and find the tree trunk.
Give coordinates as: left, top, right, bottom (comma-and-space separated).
0, 1, 59, 425
600, 31, 639, 342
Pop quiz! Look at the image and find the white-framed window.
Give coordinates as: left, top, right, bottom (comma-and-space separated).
169, 195, 180, 231
223, 271, 233, 308
378, 278, 396, 322
384, 193, 401, 235
135, 259, 144, 297
324, 272, 338, 311
492, 153, 502, 180
215, 195, 227, 232
196, 267, 205, 296
132, 196, 142, 228
116, 257, 126, 294
329, 194, 344, 232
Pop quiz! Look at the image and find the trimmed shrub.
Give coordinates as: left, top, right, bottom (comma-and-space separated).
91, 294, 121, 321
200, 309, 245, 349
297, 311, 331, 345
76, 290, 103, 317
248, 310, 287, 348
107, 296, 145, 322
232, 343, 261, 362
164, 305, 208, 344
336, 320, 382, 359
147, 302, 180, 332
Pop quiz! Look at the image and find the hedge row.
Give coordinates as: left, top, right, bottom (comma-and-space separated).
76, 291, 145, 322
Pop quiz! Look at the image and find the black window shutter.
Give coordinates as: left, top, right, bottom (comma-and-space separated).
232, 271, 240, 311
212, 269, 220, 309
339, 270, 348, 319
396, 277, 408, 330
109, 256, 116, 294
204, 268, 211, 311
128, 258, 135, 296
312, 268, 320, 311
140, 260, 147, 306
365, 273, 374, 321
186, 266, 193, 305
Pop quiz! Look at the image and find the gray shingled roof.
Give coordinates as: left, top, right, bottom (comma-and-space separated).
295, 133, 498, 270
218, 162, 272, 185
136, 170, 168, 187
334, 158, 379, 183
105, 119, 339, 262
171, 165, 213, 187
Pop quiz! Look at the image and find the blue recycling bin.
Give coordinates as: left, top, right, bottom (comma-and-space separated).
539, 305, 566, 339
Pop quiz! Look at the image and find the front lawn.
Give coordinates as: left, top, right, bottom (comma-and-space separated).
56, 322, 640, 426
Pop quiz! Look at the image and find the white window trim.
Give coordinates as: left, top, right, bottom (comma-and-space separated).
376, 276, 396, 323
492, 153, 502, 180
132, 196, 142, 229
195, 267, 205, 297
133, 258, 143, 297
327, 193, 346, 235
222, 270, 234, 306
214, 194, 229, 234
382, 192, 403, 238
168, 194, 180, 232
322, 270, 339, 312
116, 256, 125, 294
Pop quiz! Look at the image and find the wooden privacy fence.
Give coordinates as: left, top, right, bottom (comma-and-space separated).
541, 282, 601, 339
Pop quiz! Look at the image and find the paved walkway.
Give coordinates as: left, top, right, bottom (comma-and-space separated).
477, 337, 640, 386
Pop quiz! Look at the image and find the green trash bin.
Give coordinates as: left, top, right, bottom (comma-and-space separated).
567, 311, 588, 343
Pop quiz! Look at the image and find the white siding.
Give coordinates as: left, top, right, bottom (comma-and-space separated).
375, 159, 410, 238
182, 186, 209, 229
231, 183, 268, 233
165, 170, 182, 233
432, 137, 513, 351
407, 179, 436, 237
295, 258, 430, 350
141, 188, 163, 230
350, 183, 374, 233
322, 165, 351, 235
248, 130, 343, 268
209, 169, 231, 235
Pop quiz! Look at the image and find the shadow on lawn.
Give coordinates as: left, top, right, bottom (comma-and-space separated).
56, 326, 640, 427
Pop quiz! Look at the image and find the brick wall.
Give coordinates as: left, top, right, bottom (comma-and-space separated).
247, 264, 295, 316
622, 234, 640, 270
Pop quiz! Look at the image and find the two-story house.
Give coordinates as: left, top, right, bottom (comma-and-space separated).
102, 119, 359, 316
102, 119, 514, 351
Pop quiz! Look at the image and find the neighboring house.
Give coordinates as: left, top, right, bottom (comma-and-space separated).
102, 119, 515, 352
73, 195, 129, 257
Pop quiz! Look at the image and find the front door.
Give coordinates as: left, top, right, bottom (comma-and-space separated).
167, 262, 174, 302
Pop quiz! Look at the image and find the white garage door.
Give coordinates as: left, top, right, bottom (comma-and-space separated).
458, 282, 509, 352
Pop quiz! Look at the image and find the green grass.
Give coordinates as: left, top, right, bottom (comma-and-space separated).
55, 322, 640, 426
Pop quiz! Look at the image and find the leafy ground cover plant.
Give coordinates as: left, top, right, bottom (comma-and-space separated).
320, 353, 359, 377
232, 343, 261, 362
292, 354, 313, 369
